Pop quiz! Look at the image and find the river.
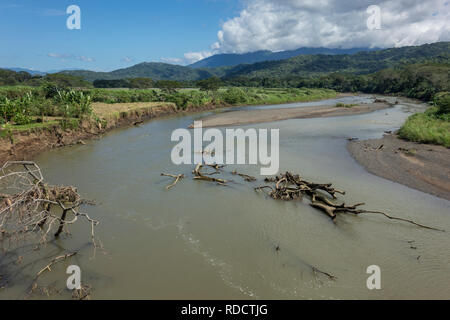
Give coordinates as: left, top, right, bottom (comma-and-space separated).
1, 95, 449, 299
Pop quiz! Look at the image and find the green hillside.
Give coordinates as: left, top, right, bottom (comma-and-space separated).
60, 42, 449, 82
61, 62, 223, 82
223, 42, 450, 79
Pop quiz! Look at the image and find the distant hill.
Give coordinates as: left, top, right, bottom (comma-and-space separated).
3, 67, 83, 76
189, 47, 379, 68
223, 42, 450, 79
61, 42, 450, 82
4, 68, 47, 76
61, 62, 220, 82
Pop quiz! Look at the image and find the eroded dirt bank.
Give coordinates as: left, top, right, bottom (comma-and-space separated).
0, 102, 224, 164
348, 134, 450, 201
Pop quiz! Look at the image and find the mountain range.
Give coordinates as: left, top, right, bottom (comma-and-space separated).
56, 42, 450, 82
4, 68, 47, 76
3, 67, 83, 76
188, 47, 380, 68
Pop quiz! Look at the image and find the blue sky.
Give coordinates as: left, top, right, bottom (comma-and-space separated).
0, 0, 241, 71
1, 0, 448, 72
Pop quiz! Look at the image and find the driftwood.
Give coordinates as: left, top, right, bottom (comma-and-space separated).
312, 266, 337, 281
257, 171, 443, 231
36, 252, 77, 277
232, 170, 257, 182
0, 161, 100, 297
161, 173, 185, 190
72, 284, 92, 300
0, 161, 99, 244
193, 163, 228, 185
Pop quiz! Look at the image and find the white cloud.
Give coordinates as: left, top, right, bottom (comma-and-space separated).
160, 57, 183, 64
198, 0, 450, 55
122, 56, 134, 63
47, 53, 95, 62
183, 51, 214, 64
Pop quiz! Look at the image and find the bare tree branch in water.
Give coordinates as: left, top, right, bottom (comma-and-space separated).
256, 171, 444, 232
193, 163, 228, 185
160, 173, 185, 190
0, 161, 99, 297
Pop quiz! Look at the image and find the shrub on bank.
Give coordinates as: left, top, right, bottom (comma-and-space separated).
434, 92, 450, 115
398, 107, 450, 148
221, 88, 248, 104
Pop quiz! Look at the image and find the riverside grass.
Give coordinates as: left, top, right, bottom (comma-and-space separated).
0, 87, 337, 131
83, 87, 337, 107
398, 107, 450, 148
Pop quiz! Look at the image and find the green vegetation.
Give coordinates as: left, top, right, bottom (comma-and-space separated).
0, 86, 93, 129
82, 87, 336, 110
197, 77, 222, 92
93, 78, 154, 88
0, 69, 92, 88
398, 92, 450, 147
226, 62, 450, 101
434, 91, 450, 115
61, 42, 449, 82
1, 42, 448, 144
155, 80, 182, 93
62, 62, 219, 82
335, 103, 357, 108
0, 81, 336, 133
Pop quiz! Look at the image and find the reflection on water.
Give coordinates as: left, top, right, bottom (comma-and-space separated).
1, 95, 449, 299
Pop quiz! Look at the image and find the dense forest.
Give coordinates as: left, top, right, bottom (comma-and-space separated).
225, 62, 450, 101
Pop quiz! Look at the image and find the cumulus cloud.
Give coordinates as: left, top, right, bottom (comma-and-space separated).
160, 57, 183, 64
183, 51, 214, 64
187, 0, 450, 59
47, 53, 95, 62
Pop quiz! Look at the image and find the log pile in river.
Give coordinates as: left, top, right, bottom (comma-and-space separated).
161, 165, 444, 232
256, 171, 444, 231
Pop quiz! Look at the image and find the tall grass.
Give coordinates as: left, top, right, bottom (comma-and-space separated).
398, 107, 450, 147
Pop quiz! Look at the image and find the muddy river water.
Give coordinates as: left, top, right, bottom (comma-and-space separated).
1, 95, 449, 299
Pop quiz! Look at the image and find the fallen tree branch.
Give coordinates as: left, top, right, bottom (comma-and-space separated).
193, 163, 228, 185
0, 161, 100, 297
312, 266, 337, 281
351, 210, 445, 232
256, 171, 443, 231
36, 252, 77, 277
161, 173, 185, 190
232, 170, 257, 182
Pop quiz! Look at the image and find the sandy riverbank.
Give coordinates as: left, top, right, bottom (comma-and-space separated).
192, 102, 391, 128
348, 134, 450, 201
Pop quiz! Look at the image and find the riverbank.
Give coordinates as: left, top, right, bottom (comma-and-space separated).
193, 101, 391, 128
0, 87, 339, 164
0, 102, 181, 164
348, 134, 450, 201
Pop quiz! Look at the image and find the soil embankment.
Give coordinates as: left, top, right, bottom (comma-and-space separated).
0, 102, 223, 164
348, 134, 450, 201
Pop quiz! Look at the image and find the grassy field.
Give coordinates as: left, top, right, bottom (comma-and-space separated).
81, 87, 337, 107
398, 108, 450, 147
398, 92, 450, 148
